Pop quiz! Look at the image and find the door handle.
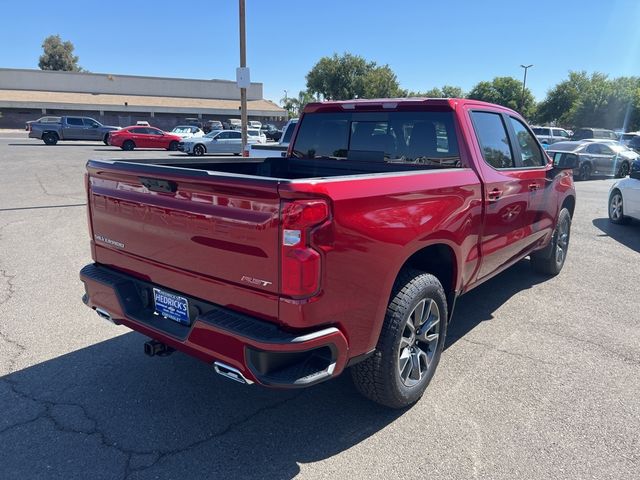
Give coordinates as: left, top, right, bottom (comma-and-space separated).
528, 183, 539, 191
487, 189, 503, 201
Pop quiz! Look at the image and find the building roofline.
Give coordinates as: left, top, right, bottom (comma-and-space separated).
0, 67, 262, 88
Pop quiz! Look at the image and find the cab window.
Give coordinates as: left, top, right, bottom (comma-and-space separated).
470, 111, 515, 168
508, 117, 546, 167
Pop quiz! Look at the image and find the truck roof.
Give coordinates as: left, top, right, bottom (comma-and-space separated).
302, 97, 518, 116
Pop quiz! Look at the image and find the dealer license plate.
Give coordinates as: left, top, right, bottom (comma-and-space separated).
153, 288, 190, 325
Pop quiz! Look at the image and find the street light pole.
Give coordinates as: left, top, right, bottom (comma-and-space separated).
520, 64, 533, 112
239, 0, 248, 152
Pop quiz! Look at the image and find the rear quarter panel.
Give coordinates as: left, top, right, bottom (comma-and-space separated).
279, 168, 482, 356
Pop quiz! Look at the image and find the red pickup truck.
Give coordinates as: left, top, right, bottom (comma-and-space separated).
80, 98, 577, 408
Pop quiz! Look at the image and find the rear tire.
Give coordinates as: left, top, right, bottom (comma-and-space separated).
351, 269, 448, 409
608, 189, 630, 225
122, 140, 135, 151
530, 208, 572, 276
42, 132, 58, 145
616, 161, 630, 178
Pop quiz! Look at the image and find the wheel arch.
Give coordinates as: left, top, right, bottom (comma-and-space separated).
561, 194, 576, 218
393, 243, 459, 319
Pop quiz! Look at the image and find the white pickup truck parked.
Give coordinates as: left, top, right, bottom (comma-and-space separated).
244, 119, 297, 157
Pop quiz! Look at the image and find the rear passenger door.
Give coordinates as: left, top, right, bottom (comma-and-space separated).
64, 117, 86, 139
469, 110, 533, 279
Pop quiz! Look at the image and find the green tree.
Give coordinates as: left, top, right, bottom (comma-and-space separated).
441, 85, 465, 98
281, 90, 316, 118
536, 71, 590, 126
537, 72, 640, 129
38, 35, 83, 71
362, 65, 403, 98
404, 85, 464, 98
468, 76, 535, 118
306, 53, 402, 100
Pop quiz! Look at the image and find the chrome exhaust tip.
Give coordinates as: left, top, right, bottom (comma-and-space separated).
213, 361, 253, 385
95, 307, 114, 323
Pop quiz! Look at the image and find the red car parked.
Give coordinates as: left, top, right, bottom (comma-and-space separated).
108, 126, 181, 151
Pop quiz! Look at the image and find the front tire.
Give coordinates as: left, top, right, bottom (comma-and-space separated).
578, 162, 591, 181
351, 269, 447, 409
609, 189, 629, 224
193, 144, 206, 156
103, 134, 110, 145
168, 141, 179, 151
530, 207, 571, 275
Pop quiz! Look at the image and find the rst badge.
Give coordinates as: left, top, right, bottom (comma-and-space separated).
241, 276, 272, 287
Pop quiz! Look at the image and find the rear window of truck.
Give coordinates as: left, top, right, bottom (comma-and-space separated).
292, 111, 461, 168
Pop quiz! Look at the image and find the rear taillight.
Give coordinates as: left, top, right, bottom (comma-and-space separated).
280, 199, 330, 298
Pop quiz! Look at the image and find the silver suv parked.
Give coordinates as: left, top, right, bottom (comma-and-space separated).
531, 126, 571, 145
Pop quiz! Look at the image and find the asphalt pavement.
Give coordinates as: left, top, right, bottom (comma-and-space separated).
1, 133, 639, 479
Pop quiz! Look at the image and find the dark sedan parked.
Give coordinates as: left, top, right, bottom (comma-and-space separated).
547, 141, 638, 180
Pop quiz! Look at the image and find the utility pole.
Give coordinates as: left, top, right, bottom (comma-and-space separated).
520, 64, 533, 112
239, 0, 248, 152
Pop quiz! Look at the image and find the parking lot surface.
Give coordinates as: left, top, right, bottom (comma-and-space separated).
1, 134, 639, 479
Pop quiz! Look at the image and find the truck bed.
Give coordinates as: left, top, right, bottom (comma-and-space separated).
93, 155, 454, 182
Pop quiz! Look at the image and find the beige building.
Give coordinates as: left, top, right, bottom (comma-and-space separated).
0, 68, 287, 129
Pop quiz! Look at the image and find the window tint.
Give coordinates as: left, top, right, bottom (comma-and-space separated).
293, 111, 460, 167
148, 128, 163, 135
586, 144, 601, 154
84, 118, 100, 128
508, 117, 546, 167
573, 129, 592, 140
599, 144, 614, 154
228, 131, 242, 139
553, 129, 568, 137
66, 117, 84, 126
216, 131, 230, 139
281, 122, 296, 143
470, 111, 514, 168
130, 127, 146, 134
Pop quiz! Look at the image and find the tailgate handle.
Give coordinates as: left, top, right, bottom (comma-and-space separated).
140, 177, 177, 193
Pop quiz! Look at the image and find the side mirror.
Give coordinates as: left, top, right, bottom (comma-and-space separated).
552, 152, 579, 170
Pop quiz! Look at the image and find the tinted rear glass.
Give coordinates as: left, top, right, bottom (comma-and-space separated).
66, 117, 83, 126
293, 111, 460, 167
281, 122, 296, 143
573, 129, 593, 139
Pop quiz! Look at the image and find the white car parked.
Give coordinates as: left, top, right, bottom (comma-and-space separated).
247, 128, 266, 144
170, 125, 205, 139
609, 160, 640, 224
179, 129, 257, 156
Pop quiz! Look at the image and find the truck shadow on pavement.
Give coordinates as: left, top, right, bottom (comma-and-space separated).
592, 217, 640, 253
1, 259, 545, 480
0, 333, 403, 479
445, 259, 547, 348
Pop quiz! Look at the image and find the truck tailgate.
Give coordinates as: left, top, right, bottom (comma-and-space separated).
86, 160, 281, 309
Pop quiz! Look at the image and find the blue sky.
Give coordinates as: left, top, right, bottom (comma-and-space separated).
1, 0, 639, 103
